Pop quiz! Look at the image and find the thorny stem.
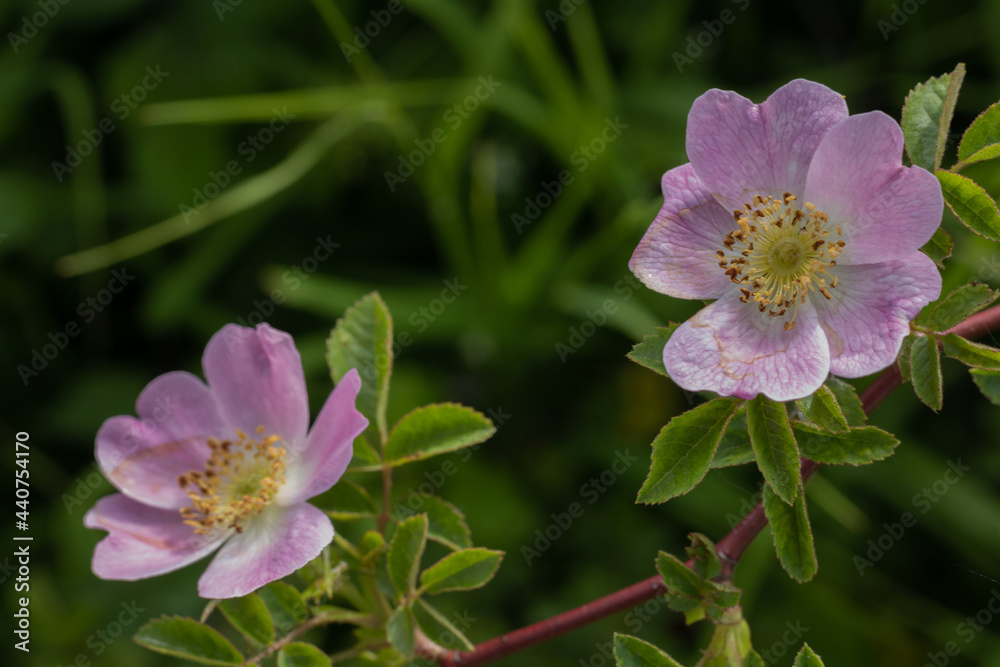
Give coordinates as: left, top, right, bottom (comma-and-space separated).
421, 303, 1000, 667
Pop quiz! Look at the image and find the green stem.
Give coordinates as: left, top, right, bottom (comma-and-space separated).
54, 115, 365, 276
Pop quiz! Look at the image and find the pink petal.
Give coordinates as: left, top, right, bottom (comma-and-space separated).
664, 293, 830, 401
629, 164, 738, 299
813, 253, 942, 378
279, 369, 369, 505
85, 493, 224, 581
96, 428, 212, 509
803, 111, 943, 264
686, 79, 848, 212
197, 503, 333, 599
96, 371, 228, 509
202, 323, 309, 447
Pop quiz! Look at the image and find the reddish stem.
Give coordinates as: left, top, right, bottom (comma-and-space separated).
431, 304, 1000, 667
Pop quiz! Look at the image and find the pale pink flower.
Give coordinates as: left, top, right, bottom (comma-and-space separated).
84, 323, 368, 598
630, 79, 942, 401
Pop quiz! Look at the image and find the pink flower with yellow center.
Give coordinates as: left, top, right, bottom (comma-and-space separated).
84, 323, 368, 599
630, 79, 943, 401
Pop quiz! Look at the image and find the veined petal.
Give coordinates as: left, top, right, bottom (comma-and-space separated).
97, 417, 211, 509
814, 253, 942, 378
197, 503, 333, 599
96, 372, 228, 506
279, 369, 369, 505
664, 293, 830, 401
687, 79, 848, 211
85, 493, 225, 581
803, 111, 943, 264
202, 323, 309, 447
629, 163, 737, 299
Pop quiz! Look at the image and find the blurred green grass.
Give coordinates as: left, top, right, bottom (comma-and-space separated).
3, 0, 1000, 665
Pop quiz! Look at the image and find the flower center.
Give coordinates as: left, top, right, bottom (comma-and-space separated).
716, 193, 844, 331
178, 426, 287, 535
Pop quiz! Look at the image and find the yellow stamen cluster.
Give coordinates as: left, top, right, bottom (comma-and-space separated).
717, 193, 844, 331
178, 426, 286, 535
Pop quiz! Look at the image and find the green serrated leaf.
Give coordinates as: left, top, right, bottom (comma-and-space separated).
898, 335, 914, 383
936, 64, 965, 170
686, 533, 722, 580
133, 616, 243, 666
970, 368, 1000, 404
910, 335, 943, 411
825, 378, 866, 426
902, 67, 963, 171
794, 643, 826, 667
942, 333, 1000, 370
327, 292, 393, 439
711, 407, 753, 468
636, 398, 740, 503
655, 550, 702, 598
937, 170, 1000, 241
417, 496, 473, 551
389, 514, 428, 595
920, 282, 998, 331
420, 547, 504, 594
793, 423, 899, 466
614, 633, 685, 667
413, 598, 476, 651
627, 324, 680, 377
746, 396, 800, 504
383, 403, 495, 467
957, 101, 1000, 168
258, 582, 309, 638
921, 226, 953, 269
219, 594, 274, 645
311, 480, 378, 520
386, 605, 415, 657
795, 385, 849, 434
762, 484, 817, 583
278, 642, 332, 667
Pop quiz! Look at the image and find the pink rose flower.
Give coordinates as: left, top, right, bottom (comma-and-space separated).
85, 323, 368, 599
630, 79, 943, 401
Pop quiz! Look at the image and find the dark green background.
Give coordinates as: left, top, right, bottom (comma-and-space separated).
3, 0, 1000, 665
